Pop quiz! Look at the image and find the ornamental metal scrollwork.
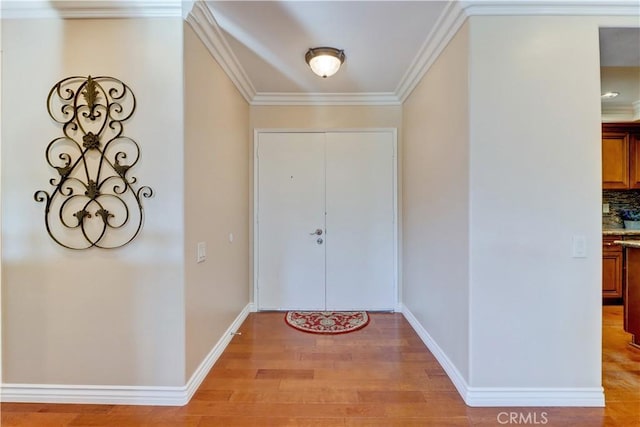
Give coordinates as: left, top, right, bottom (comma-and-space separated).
34, 75, 153, 249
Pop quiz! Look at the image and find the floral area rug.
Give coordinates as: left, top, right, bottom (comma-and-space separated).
284, 311, 369, 334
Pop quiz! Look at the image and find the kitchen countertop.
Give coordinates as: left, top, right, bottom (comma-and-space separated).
603, 229, 640, 236
614, 239, 640, 248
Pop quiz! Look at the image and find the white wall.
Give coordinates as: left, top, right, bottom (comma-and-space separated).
250, 105, 402, 130
0, 14, 4, 385
1, 18, 185, 386
402, 23, 470, 382
183, 23, 250, 379
403, 13, 638, 404
467, 15, 607, 389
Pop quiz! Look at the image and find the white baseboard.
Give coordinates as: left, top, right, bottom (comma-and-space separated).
1, 303, 252, 406
400, 304, 605, 407
464, 387, 605, 407
183, 302, 252, 403
0, 383, 188, 406
400, 303, 470, 400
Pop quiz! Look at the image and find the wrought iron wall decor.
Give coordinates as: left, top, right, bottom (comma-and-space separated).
34, 75, 153, 249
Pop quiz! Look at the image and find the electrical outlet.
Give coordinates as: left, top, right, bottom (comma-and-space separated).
603, 203, 610, 213
197, 242, 206, 263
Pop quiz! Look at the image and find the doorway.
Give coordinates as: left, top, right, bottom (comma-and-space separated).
254, 130, 397, 311
599, 26, 640, 410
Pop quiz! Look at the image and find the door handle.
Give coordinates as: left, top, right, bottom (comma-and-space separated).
310, 228, 323, 236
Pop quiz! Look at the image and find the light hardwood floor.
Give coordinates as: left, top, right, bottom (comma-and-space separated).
2, 306, 639, 426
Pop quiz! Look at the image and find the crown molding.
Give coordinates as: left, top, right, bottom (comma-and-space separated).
396, 0, 639, 103
602, 105, 634, 114
185, 1, 255, 104
185, 0, 465, 106
251, 92, 401, 106
460, 0, 640, 17
601, 104, 636, 122
1, 1, 182, 19
396, 1, 468, 103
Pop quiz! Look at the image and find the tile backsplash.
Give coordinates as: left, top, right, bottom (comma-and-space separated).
603, 190, 640, 229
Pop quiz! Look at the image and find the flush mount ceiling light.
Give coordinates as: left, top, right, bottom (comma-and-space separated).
305, 47, 345, 78
601, 91, 620, 99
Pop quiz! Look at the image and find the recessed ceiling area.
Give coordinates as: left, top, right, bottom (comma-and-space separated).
204, 1, 448, 94
600, 28, 640, 67
599, 28, 640, 121
600, 67, 640, 105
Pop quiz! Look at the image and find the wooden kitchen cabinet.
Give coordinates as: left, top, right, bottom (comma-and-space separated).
628, 133, 640, 188
603, 236, 624, 299
602, 123, 640, 189
602, 132, 629, 189
624, 245, 640, 347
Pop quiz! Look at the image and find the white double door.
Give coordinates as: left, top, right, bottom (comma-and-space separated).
256, 131, 396, 311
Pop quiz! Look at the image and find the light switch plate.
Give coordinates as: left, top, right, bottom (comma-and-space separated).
572, 235, 587, 258
197, 242, 206, 263
603, 203, 610, 214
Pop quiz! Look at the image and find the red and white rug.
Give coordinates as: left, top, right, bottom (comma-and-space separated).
284, 311, 369, 334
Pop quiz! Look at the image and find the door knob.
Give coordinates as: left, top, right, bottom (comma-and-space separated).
317, 238, 323, 244
310, 228, 323, 236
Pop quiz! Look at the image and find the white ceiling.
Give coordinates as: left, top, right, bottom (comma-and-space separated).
199, 1, 640, 108
600, 28, 640, 67
204, 1, 448, 95
599, 28, 640, 120
600, 67, 640, 106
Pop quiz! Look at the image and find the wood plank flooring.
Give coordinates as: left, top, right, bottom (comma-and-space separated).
2, 306, 639, 426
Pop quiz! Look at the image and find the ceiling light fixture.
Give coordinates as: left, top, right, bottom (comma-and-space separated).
305, 47, 345, 78
601, 91, 620, 99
